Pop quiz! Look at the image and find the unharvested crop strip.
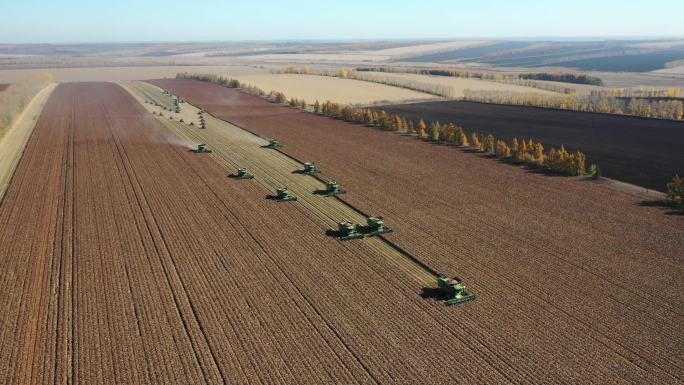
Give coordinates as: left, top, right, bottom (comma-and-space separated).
127, 81, 440, 287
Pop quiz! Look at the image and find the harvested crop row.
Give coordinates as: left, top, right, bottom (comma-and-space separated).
1, 82, 529, 384
121, 80, 435, 286
151, 78, 684, 384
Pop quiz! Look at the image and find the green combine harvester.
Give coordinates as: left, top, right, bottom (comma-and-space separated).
263, 139, 281, 149
274, 187, 297, 202
336, 221, 364, 241
363, 216, 393, 236
231, 168, 254, 180
324, 181, 345, 196
302, 162, 320, 175
192, 144, 212, 153
437, 274, 475, 305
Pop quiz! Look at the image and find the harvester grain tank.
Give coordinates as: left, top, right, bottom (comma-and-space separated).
274, 187, 297, 202
324, 181, 345, 196
192, 144, 212, 153
336, 221, 364, 241
364, 216, 393, 236
302, 162, 320, 175
437, 274, 475, 305
231, 168, 254, 180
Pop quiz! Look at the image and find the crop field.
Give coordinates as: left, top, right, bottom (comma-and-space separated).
397, 39, 684, 72
375, 100, 684, 191
2, 81, 576, 385
402, 41, 535, 62
0, 83, 56, 200
554, 48, 684, 72
152, 78, 684, 385
0, 65, 267, 84
232, 74, 436, 104
355, 72, 558, 98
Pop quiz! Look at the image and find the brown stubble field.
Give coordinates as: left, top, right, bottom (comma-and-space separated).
0, 82, 554, 385
152, 78, 684, 385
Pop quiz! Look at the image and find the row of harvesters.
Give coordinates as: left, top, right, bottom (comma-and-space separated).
335, 216, 393, 240
197, 138, 475, 305
197, 110, 206, 129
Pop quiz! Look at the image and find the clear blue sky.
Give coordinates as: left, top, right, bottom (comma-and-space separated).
1, 0, 683, 43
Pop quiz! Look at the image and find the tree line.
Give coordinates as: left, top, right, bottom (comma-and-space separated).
316, 100, 588, 176
462, 90, 684, 121
667, 175, 684, 208
179, 71, 683, 200
177, 72, 590, 177
520, 73, 604, 86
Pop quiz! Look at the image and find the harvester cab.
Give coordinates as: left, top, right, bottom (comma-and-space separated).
302, 162, 320, 175
324, 181, 345, 196
274, 187, 297, 202
231, 168, 254, 180
437, 274, 475, 305
363, 216, 393, 236
192, 144, 212, 153
336, 221, 364, 241
263, 139, 281, 149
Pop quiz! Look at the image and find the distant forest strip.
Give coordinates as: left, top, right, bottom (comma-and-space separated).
356, 66, 602, 85
280, 66, 683, 119
519, 73, 603, 86
177, 72, 591, 178
462, 90, 684, 121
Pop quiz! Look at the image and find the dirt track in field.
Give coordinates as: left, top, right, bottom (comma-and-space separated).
152, 78, 684, 385
1, 82, 554, 384
377, 100, 684, 192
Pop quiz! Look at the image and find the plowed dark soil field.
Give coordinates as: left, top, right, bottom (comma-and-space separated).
152, 78, 684, 385
376, 100, 684, 191
1, 82, 602, 385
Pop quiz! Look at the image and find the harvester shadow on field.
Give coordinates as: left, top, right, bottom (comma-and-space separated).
639, 200, 684, 216
420, 287, 451, 302
324, 228, 347, 238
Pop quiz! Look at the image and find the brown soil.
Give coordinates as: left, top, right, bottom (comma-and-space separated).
151, 77, 684, 385
0, 82, 540, 384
